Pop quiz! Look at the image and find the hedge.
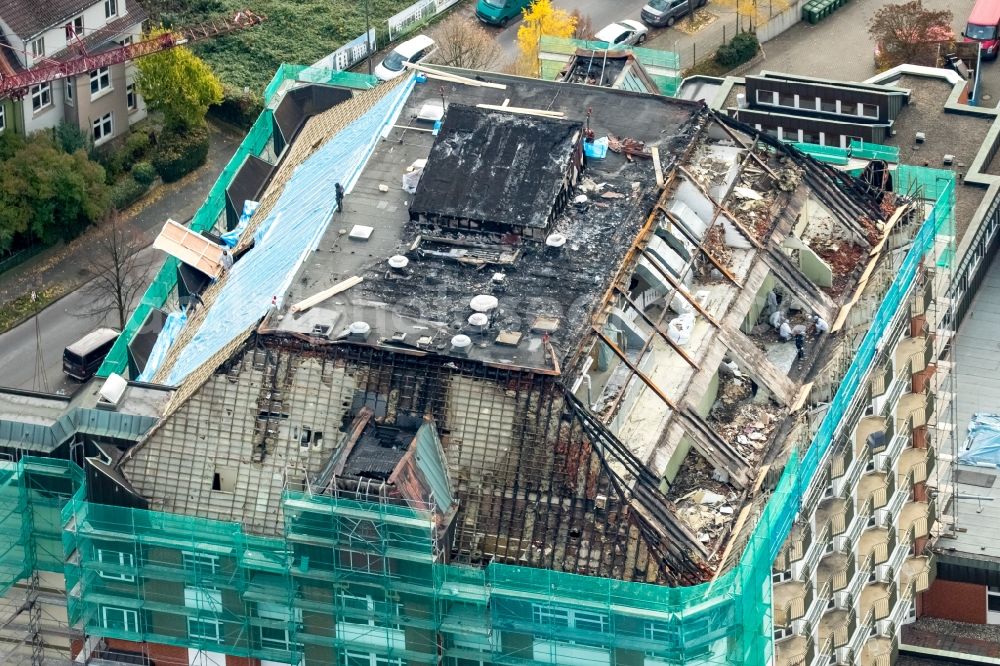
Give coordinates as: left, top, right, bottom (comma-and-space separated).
152, 122, 210, 183
110, 176, 151, 210
715, 31, 759, 68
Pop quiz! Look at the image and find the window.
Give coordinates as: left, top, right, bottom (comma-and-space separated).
858, 103, 878, 119
820, 98, 837, 113
182, 551, 220, 587
30, 83, 51, 112
90, 66, 112, 96
101, 606, 139, 633
66, 16, 84, 40
30, 37, 44, 60
531, 605, 609, 633
97, 549, 135, 582
65, 78, 74, 105
119, 35, 133, 46
188, 617, 223, 641
258, 602, 302, 652
126, 82, 137, 111
343, 651, 403, 666
778, 92, 795, 108
92, 112, 113, 143
105, 0, 118, 18
755, 89, 777, 105
988, 586, 1000, 613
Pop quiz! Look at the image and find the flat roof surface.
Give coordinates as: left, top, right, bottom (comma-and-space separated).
949, 250, 1000, 559
409, 104, 582, 230
274, 74, 705, 372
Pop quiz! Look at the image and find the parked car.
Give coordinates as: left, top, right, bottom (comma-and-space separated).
641, 0, 707, 28
593, 20, 649, 48
475, 0, 532, 26
63, 328, 119, 381
374, 34, 437, 81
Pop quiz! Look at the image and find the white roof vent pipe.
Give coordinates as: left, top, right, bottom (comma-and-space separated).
388, 255, 409, 271
470, 294, 499, 313
468, 312, 489, 332
450, 334, 472, 356
736, 93, 746, 108
545, 233, 567, 256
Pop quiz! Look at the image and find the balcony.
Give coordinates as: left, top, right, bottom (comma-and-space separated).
897, 389, 934, 429
795, 522, 831, 582
819, 607, 856, 650
876, 478, 909, 529
858, 470, 893, 511
901, 552, 936, 593
873, 430, 908, 475
775, 634, 814, 666
836, 499, 871, 554
776, 520, 813, 572
870, 359, 893, 398
840, 554, 874, 610
895, 335, 932, 374
816, 497, 854, 537
860, 581, 897, 622
859, 525, 896, 566
898, 498, 936, 540
817, 551, 855, 593
837, 609, 874, 665
859, 635, 898, 666
912, 272, 933, 315
898, 445, 935, 485
875, 535, 910, 584
833, 444, 867, 498
856, 416, 891, 457
795, 580, 831, 637
775, 580, 813, 627
877, 580, 914, 637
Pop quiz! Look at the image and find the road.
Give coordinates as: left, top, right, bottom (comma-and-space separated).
0, 247, 157, 394
491, 0, 652, 57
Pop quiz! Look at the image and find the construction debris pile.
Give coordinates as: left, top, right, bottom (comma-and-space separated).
674, 487, 740, 548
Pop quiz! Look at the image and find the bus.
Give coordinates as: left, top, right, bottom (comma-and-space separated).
63, 328, 119, 381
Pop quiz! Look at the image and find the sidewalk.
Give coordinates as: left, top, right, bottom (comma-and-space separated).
0, 121, 243, 326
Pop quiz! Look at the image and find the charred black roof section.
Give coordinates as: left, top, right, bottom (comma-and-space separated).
127, 308, 167, 378
409, 104, 583, 231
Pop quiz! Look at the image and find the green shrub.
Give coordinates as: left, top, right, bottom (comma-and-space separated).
132, 161, 156, 186
110, 176, 150, 210
715, 31, 759, 68
125, 131, 151, 163
209, 85, 263, 130
54, 122, 90, 154
152, 122, 210, 183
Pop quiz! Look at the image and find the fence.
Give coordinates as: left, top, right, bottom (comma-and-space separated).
312, 29, 377, 73
388, 0, 461, 41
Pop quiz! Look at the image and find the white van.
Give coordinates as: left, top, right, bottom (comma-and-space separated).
374, 34, 437, 81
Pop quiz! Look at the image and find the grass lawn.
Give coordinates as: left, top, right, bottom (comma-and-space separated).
143, 0, 429, 92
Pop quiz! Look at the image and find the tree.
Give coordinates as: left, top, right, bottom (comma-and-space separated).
79, 213, 152, 330
0, 135, 109, 252
516, 0, 577, 76
431, 14, 503, 71
570, 10, 594, 40
135, 27, 223, 129
869, 1, 953, 71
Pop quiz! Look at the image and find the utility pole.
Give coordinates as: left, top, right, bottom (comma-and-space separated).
365, 0, 373, 75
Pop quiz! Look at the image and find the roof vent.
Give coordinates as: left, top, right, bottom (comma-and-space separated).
468, 312, 489, 331
388, 255, 409, 270
546, 233, 567, 248
736, 93, 746, 108
348, 321, 371, 340
915, 131, 926, 144
97, 373, 128, 410
469, 294, 499, 312
943, 154, 955, 166
417, 102, 445, 122
450, 334, 472, 355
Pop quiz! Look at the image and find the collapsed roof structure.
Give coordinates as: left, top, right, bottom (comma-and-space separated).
105, 67, 899, 588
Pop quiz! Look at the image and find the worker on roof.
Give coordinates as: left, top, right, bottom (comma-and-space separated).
778, 319, 792, 341
812, 313, 830, 336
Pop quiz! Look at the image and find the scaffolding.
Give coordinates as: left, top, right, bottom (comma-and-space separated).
21, 98, 953, 664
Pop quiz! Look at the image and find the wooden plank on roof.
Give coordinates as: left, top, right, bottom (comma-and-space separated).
153, 219, 225, 279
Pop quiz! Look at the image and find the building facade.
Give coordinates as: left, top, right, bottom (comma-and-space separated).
0, 0, 147, 143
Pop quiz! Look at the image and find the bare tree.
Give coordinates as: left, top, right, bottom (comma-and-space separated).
79, 213, 153, 330
570, 10, 594, 40
430, 14, 504, 71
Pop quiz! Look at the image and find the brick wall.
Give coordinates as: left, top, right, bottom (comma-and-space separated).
923, 579, 987, 624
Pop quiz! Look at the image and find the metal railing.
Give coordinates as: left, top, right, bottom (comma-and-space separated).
878, 472, 911, 528
840, 608, 875, 665
775, 581, 814, 628
842, 553, 875, 610
837, 497, 872, 553
797, 580, 833, 636
834, 443, 868, 498
875, 426, 909, 474
797, 521, 832, 582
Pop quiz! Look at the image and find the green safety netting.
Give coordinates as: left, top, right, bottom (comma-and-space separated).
98, 65, 379, 379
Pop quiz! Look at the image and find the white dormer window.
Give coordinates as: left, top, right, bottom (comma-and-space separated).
29, 37, 44, 60
65, 16, 83, 40
105, 0, 118, 19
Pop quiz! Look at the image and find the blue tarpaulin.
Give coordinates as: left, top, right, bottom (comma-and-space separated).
220, 200, 261, 248
959, 413, 1000, 467
165, 77, 415, 385
136, 311, 188, 383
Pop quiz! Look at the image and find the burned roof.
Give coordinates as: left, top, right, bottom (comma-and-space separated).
409, 104, 584, 231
